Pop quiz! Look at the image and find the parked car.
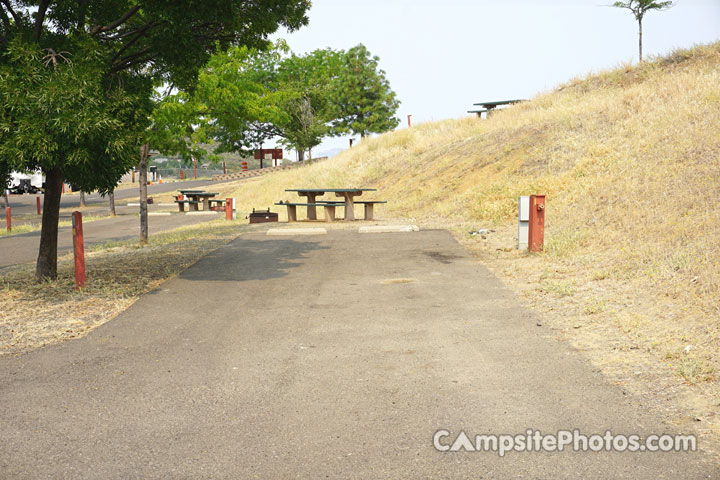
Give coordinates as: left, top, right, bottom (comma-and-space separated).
8, 170, 44, 194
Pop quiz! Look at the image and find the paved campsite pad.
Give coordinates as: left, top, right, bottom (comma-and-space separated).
0, 230, 717, 478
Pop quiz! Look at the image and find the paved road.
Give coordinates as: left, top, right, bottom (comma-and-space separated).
0, 230, 716, 478
1, 178, 230, 218
0, 212, 218, 270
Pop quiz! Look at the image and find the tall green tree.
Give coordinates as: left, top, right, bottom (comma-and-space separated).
612, 0, 674, 62
190, 44, 343, 162
1, 38, 151, 276
332, 44, 400, 139
0, 0, 310, 280
194, 44, 287, 155
274, 49, 344, 160
171, 43, 402, 162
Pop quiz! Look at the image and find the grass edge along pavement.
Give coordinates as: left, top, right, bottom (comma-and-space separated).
0, 219, 248, 356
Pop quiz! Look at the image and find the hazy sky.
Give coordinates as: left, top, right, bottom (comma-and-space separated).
272, 0, 720, 157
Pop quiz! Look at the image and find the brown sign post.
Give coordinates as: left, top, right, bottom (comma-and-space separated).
225, 198, 233, 221
254, 148, 283, 168
528, 195, 546, 252
72, 211, 86, 289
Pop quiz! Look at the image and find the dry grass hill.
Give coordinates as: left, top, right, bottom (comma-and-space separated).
225, 42, 720, 451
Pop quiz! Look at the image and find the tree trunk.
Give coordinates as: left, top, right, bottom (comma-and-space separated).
139, 143, 149, 244
79, 191, 87, 207
2, 190, 8, 209
298, 149, 305, 162
638, 19, 643, 62
35, 166, 64, 280
109, 190, 116, 216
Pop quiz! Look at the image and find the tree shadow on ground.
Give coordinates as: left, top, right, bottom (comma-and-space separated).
178, 236, 328, 283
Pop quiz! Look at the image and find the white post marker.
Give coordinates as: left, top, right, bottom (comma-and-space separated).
232, 198, 237, 220
518, 196, 530, 250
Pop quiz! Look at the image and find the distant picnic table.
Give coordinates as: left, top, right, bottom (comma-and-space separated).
277, 188, 386, 222
175, 189, 220, 212
468, 99, 525, 117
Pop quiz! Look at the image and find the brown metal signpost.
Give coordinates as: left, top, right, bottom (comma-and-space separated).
225, 198, 233, 221
528, 194, 546, 252
255, 148, 283, 168
72, 211, 86, 289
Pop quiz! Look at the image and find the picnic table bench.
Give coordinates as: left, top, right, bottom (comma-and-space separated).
208, 198, 228, 211
276, 187, 387, 221
175, 190, 219, 212
174, 199, 201, 212
275, 201, 387, 222
467, 108, 488, 116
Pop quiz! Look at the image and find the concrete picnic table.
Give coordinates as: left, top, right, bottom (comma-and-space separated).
285, 188, 377, 221
469, 99, 525, 117
177, 190, 219, 211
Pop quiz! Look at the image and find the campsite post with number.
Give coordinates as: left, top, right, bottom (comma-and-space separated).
528, 195, 546, 252
225, 198, 233, 221
72, 211, 86, 289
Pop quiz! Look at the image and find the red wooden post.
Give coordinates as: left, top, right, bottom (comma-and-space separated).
193, 156, 197, 179
223, 161, 227, 175
407, 114, 412, 127
528, 194, 546, 252
5, 207, 10, 232
180, 169, 185, 180
62, 183, 65, 193
72, 211, 86, 289
36, 196, 41, 215
225, 198, 233, 221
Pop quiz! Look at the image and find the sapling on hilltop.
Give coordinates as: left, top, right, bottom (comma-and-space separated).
612, 0, 675, 62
